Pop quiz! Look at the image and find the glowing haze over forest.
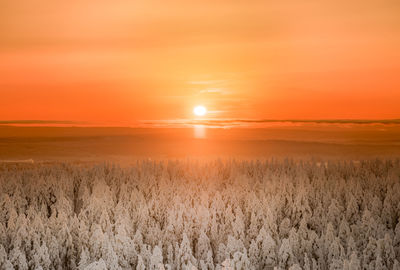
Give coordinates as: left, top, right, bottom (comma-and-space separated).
1, 0, 400, 126
2, 3, 400, 269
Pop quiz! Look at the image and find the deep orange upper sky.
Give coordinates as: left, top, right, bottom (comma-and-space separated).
1, 0, 400, 126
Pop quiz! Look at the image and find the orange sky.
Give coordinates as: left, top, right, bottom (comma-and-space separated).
1, 0, 400, 125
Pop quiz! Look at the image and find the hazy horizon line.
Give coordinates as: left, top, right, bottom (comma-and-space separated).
1, 118, 400, 128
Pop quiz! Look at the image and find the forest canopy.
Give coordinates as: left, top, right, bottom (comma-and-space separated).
0, 159, 400, 269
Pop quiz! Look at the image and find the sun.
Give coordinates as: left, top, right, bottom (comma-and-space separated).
193, 105, 207, 116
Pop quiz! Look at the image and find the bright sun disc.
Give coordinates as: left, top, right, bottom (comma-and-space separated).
193, 105, 207, 116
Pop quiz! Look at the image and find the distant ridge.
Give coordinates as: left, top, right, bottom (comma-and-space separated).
0, 120, 81, 125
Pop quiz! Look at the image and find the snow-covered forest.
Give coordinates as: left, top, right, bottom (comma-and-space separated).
1, 159, 400, 270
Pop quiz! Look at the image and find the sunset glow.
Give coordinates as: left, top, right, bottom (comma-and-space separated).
0, 0, 400, 126
1, 2, 400, 269
193, 106, 207, 117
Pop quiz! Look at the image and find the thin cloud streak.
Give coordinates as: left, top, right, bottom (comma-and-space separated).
143, 118, 400, 128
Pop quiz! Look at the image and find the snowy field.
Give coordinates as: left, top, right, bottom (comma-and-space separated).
1, 159, 400, 269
